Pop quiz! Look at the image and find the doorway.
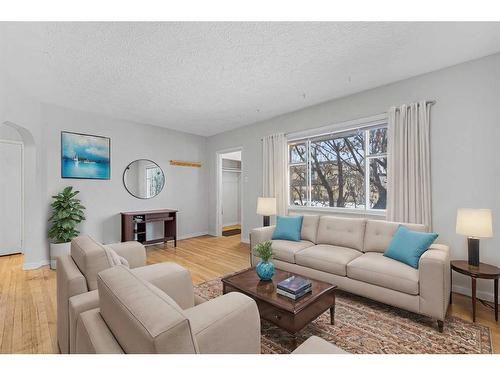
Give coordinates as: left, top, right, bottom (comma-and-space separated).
216, 148, 243, 239
0, 139, 23, 256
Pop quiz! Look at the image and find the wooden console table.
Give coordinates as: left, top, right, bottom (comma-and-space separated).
121, 209, 177, 247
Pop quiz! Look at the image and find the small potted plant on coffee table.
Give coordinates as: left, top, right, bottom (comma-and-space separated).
253, 241, 275, 281
48, 186, 86, 269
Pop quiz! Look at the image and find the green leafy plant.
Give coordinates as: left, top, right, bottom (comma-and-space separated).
48, 186, 86, 243
253, 241, 273, 262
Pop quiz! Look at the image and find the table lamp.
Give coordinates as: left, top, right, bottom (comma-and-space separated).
257, 197, 276, 227
456, 208, 493, 266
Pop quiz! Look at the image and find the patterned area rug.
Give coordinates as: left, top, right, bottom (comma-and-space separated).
194, 278, 492, 354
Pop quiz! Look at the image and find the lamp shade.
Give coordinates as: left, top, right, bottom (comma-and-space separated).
257, 197, 277, 216
456, 208, 493, 238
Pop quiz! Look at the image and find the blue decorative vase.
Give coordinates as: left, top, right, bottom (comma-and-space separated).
256, 260, 275, 281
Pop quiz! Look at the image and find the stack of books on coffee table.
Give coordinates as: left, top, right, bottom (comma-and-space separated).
277, 275, 312, 300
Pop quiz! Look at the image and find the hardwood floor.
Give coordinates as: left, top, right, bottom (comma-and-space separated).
0, 234, 499, 353
146, 234, 249, 284
0, 234, 249, 354
0, 254, 57, 353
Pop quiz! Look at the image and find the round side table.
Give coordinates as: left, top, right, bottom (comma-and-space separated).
450, 260, 500, 322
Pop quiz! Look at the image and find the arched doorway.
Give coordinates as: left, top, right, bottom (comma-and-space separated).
0, 137, 23, 255
2, 121, 47, 269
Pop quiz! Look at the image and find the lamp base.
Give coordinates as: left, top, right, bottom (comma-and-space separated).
263, 216, 270, 227
467, 237, 480, 267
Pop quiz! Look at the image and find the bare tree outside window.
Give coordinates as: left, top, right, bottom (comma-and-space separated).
289, 142, 307, 206
310, 132, 365, 208
288, 125, 387, 211
368, 127, 387, 209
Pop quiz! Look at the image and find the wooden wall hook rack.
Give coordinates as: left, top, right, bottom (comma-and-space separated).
169, 160, 202, 168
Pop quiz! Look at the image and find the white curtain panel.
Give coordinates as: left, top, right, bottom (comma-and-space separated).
387, 101, 432, 229
262, 133, 288, 216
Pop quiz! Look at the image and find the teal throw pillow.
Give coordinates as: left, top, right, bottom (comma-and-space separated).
384, 225, 438, 269
272, 215, 303, 242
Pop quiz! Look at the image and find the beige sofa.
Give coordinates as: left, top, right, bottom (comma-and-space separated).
75, 264, 346, 354
57, 235, 206, 353
250, 215, 450, 332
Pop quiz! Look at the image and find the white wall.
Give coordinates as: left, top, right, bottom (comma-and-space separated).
0, 74, 209, 267
221, 158, 242, 226
0, 140, 23, 254
1, 82, 47, 269
42, 104, 209, 246
207, 53, 500, 301
222, 170, 241, 226
0, 125, 22, 141
2, 43, 500, 302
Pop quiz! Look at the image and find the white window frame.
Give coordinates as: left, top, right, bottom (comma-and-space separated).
287, 115, 388, 215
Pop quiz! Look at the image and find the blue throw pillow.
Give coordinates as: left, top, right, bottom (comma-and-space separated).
384, 225, 438, 269
272, 215, 303, 242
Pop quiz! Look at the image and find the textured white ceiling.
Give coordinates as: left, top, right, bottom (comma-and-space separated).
1, 22, 500, 136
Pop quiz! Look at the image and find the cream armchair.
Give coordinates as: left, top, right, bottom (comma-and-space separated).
75, 265, 345, 354
57, 235, 200, 353
75, 265, 261, 354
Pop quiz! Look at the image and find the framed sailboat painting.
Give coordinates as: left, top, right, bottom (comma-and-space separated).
61, 131, 111, 179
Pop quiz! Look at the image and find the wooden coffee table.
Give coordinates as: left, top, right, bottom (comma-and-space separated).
222, 268, 337, 342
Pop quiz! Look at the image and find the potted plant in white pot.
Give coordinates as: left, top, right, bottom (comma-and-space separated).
48, 186, 86, 269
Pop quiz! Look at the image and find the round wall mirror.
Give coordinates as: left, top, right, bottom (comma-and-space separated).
123, 159, 165, 199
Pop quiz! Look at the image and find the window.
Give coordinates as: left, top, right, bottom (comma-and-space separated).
288, 122, 387, 211
146, 166, 163, 197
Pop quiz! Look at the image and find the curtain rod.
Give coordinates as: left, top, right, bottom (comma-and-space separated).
260, 100, 436, 141
391, 100, 436, 110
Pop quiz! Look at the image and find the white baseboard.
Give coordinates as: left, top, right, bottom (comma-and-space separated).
241, 236, 250, 244
143, 232, 209, 247
23, 259, 50, 270
222, 222, 241, 227
178, 231, 209, 240
453, 284, 497, 303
